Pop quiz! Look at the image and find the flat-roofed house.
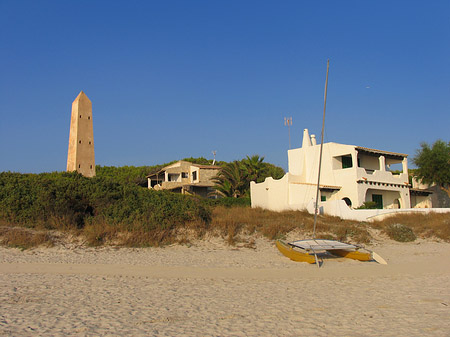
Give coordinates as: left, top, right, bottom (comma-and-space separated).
250, 128, 443, 221
147, 160, 221, 198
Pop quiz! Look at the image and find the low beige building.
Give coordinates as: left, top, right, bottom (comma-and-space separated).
411, 177, 450, 208
147, 161, 221, 198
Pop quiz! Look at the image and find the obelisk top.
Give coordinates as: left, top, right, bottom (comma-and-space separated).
73, 91, 91, 103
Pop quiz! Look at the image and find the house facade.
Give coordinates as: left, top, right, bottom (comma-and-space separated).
411, 178, 450, 208
250, 129, 444, 221
147, 160, 221, 198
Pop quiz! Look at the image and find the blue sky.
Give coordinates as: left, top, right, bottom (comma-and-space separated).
1, 1, 449, 173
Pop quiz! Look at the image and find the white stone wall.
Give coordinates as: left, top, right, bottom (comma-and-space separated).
250, 175, 290, 211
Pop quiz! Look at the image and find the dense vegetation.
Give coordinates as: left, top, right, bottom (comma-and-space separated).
0, 171, 210, 246
213, 155, 285, 198
0, 156, 283, 247
96, 165, 162, 186
413, 140, 450, 197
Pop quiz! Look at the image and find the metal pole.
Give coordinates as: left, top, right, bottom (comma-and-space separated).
284, 117, 292, 149
288, 121, 291, 149
313, 59, 330, 239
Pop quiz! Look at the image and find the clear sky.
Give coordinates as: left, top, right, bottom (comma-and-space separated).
1, 0, 449, 173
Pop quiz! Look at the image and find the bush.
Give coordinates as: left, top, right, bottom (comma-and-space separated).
0, 172, 211, 245
386, 223, 416, 242
356, 201, 379, 209
207, 197, 251, 208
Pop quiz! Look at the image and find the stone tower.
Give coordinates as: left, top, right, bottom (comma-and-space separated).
67, 91, 96, 177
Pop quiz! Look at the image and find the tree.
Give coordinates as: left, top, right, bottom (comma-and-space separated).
212, 156, 286, 198
413, 140, 450, 197
242, 155, 265, 184
242, 155, 285, 184
212, 161, 247, 198
260, 163, 285, 181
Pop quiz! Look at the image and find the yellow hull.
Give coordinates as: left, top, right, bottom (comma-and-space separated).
276, 240, 316, 264
329, 249, 372, 261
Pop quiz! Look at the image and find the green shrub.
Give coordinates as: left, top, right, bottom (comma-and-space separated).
207, 197, 251, 208
356, 201, 379, 209
0, 171, 211, 236
386, 223, 416, 242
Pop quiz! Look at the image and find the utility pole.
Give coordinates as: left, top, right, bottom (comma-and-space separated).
284, 117, 292, 149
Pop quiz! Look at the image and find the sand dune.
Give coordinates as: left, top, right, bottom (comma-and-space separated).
1, 239, 449, 336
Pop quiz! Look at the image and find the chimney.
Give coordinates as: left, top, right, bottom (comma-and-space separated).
302, 129, 311, 148
310, 134, 317, 145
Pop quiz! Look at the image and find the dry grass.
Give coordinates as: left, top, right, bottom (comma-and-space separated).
372, 212, 450, 241
208, 207, 449, 245
82, 221, 179, 247
209, 206, 372, 245
0, 226, 55, 249
1, 207, 449, 249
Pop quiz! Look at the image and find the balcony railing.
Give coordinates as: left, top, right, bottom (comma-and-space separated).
356, 167, 408, 184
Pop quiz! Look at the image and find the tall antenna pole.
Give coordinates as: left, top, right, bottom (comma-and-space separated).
212, 150, 217, 165
284, 117, 292, 149
313, 59, 330, 239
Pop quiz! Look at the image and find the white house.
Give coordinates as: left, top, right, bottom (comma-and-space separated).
250, 129, 448, 221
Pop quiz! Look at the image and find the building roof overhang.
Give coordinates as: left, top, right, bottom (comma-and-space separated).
291, 182, 341, 191
409, 188, 433, 196
146, 162, 221, 178
147, 172, 164, 179
164, 183, 215, 190
355, 146, 408, 160
191, 164, 222, 169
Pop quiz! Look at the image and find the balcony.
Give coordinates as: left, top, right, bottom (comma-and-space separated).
356, 167, 408, 185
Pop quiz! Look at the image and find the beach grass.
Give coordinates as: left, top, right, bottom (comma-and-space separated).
0, 225, 55, 250
371, 212, 450, 241
2, 205, 449, 249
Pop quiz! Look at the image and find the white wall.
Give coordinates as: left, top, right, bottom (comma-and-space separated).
320, 200, 450, 222
250, 175, 290, 211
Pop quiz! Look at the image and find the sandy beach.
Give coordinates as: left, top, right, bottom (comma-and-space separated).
1, 237, 449, 337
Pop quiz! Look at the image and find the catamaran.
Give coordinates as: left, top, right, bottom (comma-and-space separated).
276, 60, 387, 267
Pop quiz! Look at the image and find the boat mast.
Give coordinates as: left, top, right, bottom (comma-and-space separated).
313, 59, 330, 239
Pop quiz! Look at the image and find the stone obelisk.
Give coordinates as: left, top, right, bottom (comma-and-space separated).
67, 91, 96, 177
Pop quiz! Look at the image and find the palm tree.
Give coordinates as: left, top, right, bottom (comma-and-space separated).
212, 156, 285, 198
212, 161, 247, 198
242, 155, 265, 183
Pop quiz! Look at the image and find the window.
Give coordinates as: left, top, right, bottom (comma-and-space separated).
78, 164, 81, 168
79, 140, 82, 144
79, 115, 82, 118
321, 195, 326, 202
88, 116, 91, 120
89, 141, 91, 145
343, 198, 352, 207
90, 165, 93, 169
182, 172, 188, 179
342, 156, 353, 169
192, 171, 197, 181
372, 194, 383, 209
